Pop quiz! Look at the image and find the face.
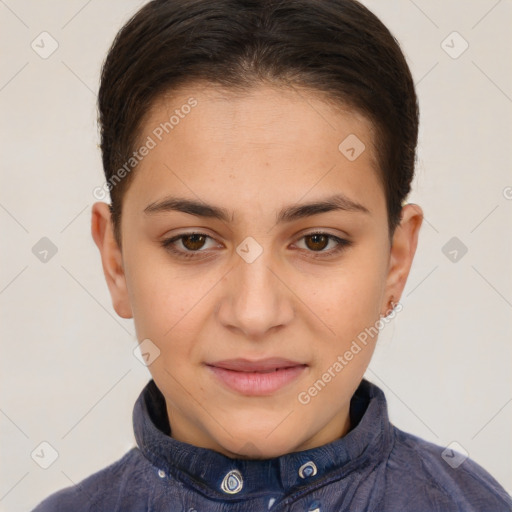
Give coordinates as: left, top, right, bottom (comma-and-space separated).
92, 83, 422, 459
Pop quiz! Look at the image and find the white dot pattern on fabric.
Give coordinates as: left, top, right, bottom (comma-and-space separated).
298, 461, 318, 478
267, 497, 276, 509
220, 469, 244, 494
308, 499, 322, 511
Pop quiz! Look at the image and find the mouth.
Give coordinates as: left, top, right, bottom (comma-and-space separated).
205, 358, 308, 396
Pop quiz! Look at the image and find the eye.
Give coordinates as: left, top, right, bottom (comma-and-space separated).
160, 232, 219, 259
294, 232, 352, 257
161, 230, 352, 260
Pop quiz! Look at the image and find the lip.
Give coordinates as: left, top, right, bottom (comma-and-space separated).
205, 358, 308, 396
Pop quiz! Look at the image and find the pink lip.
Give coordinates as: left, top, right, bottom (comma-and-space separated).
205, 358, 308, 396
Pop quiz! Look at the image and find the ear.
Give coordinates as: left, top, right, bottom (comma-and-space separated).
380, 203, 423, 316
91, 202, 133, 319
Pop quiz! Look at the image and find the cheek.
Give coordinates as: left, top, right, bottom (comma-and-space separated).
131, 275, 197, 340
303, 253, 387, 345
125, 257, 223, 360
127, 267, 203, 382
123, 237, 183, 324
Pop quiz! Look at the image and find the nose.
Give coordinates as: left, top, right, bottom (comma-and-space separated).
215, 245, 294, 340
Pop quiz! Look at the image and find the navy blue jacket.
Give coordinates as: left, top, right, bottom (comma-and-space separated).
33, 378, 512, 511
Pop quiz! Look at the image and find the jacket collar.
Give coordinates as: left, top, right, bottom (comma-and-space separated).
133, 377, 393, 499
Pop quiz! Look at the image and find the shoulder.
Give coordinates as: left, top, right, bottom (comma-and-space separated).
382, 425, 512, 511
31, 448, 152, 512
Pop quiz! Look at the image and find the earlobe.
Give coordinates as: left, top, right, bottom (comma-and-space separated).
91, 202, 133, 319
381, 203, 423, 316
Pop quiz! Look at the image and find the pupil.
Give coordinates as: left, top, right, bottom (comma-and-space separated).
183, 234, 205, 250
307, 234, 328, 251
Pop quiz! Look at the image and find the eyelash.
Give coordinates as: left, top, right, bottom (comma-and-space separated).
160, 231, 352, 260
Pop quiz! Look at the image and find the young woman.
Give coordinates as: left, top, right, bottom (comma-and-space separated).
33, 0, 512, 510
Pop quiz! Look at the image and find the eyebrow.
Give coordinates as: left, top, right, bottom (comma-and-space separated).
143, 193, 370, 223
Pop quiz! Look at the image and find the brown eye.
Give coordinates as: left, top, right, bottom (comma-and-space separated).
304, 233, 330, 251
295, 232, 352, 258
160, 232, 218, 259
181, 234, 207, 251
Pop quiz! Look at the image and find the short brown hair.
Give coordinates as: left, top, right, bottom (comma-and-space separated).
98, 0, 419, 248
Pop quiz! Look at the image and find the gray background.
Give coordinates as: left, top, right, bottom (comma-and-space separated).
0, 0, 511, 510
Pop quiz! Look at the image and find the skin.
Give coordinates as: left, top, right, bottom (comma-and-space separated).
91, 83, 423, 459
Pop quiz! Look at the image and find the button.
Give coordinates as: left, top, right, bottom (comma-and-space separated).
308, 500, 322, 511
220, 469, 243, 494
157, 469, 165, 478
298, 461, 318, 478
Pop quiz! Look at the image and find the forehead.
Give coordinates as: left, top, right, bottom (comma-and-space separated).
123, 83, 385, 221
143, 82, 376, 153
